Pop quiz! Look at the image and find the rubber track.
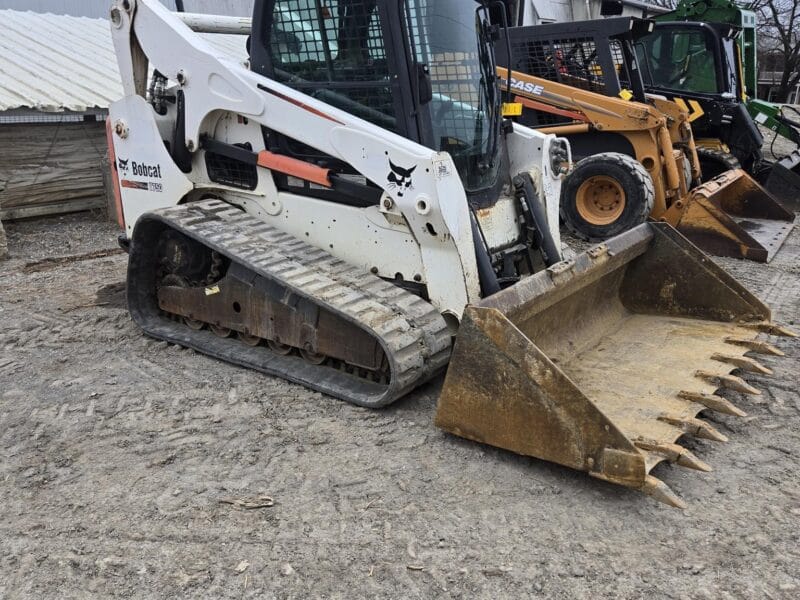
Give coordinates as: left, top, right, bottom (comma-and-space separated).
127, 200, 452, 407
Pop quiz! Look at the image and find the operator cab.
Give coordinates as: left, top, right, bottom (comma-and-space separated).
249, 0, 507, 201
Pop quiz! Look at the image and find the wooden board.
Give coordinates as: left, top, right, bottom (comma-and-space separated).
0, 120, 109, 219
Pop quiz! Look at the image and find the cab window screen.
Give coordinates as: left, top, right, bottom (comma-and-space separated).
267, 0, 398, 130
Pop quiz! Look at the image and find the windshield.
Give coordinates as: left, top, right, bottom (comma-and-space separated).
636, 26, 720, 95
404, 0, 501, 192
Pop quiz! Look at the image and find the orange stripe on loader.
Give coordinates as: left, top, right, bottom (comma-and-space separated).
257, 150, 332, 188
514, 95, 590, 123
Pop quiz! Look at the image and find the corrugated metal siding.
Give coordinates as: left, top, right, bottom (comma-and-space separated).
0, 10, 248, 113
0, 0, 254, 18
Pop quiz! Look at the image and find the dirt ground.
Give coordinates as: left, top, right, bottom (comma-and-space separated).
1, 207, 798, 599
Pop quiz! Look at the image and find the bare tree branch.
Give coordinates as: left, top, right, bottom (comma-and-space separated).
755, 0, 800, 101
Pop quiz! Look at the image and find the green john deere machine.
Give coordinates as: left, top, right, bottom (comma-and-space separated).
639, 0, 800, 209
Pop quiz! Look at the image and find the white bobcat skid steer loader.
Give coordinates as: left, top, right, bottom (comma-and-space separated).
107, 0, 793, 507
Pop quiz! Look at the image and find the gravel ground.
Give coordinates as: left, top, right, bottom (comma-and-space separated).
1, 210, 799, 599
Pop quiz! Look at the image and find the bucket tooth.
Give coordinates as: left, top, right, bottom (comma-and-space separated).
695, 370, 761, 395
711, 353, 773, 375
724, 337, 785, 356
642, 475, 686, 509
746, 322, 798, 337
634, 439, 712, 472
658, 415, 729, 442
677, 390, 747, 417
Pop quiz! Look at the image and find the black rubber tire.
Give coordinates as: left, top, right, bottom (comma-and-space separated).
560, 152, 655, 242
696, 146, 741, 182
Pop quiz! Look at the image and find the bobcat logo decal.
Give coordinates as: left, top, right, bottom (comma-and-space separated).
117, 158, 130, 174
386, 160, 416, 197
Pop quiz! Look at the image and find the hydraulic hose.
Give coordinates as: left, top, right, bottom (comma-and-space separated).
514, 173, 560, 267
470, 211, 501, 296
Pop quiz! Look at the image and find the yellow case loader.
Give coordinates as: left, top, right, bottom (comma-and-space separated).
496, 18, 794, 263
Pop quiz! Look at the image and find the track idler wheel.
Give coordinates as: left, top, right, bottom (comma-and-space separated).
300, 348, 327, 365
238, 332, 262, 346
210, 325, 232, 338
267, 340, 293, 355
184, 317, 205, 330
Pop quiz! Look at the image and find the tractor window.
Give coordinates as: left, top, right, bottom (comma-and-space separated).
636, 28, 720, 94
267, 0, 398, 130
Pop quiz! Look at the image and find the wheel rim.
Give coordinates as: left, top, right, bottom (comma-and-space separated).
575, 175, 626, 225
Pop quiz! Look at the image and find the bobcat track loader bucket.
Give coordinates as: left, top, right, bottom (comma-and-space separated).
436, 223, 795, 507
666, 169, 795, 262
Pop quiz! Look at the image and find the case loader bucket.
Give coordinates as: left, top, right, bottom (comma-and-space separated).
765, 149, 800, 212
436, 223, 794, 507
668, 169, 795, 262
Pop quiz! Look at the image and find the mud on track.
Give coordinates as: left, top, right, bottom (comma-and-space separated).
1, 211, 799, 599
